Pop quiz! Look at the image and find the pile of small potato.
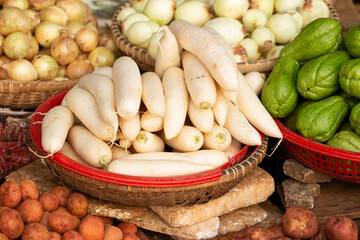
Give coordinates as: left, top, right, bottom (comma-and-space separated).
0, 179, 140, 240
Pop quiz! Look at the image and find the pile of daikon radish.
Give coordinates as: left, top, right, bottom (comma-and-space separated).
40, 19, 282, 178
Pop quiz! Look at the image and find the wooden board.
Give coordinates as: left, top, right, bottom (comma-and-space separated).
335, 0, 360, 33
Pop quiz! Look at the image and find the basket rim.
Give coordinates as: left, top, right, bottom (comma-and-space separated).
275, 119, 360, 162
31, 89, 268, 188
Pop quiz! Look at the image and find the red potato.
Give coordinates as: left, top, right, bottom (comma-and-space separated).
122, 233, 140, 240
0, 206, 9, 214
40, 211, 51, 230
39, 192, 60, 212
18, 199, 43, 223
48, 209, 76, 234
51, 186, 71, 207
98, 216, 114, 226
62, 230, 84, 240
49, 231, 62, 240
78, 215, 105, 240
19, 179, 39, 201
104, 224, 123, 240
0, 208, 24, 239
268, 222, 288, 238
0, 181, 21, 208
72, 215, 81, 229
117, 221, 138, 234
241, 226, 276, 239
0, 233, 8, 240
21, 222, 50, 240
66, 193, 88, 219
325, 215, 358, 240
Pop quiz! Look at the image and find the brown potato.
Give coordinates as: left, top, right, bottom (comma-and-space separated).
104, 224, 123, 240
72, 215, 81, 229
241, 226, 276, 239
282, 206, 319, 239
0, 208, 24, 239
0, 207, 9, 215
117, 222, 138, 234
21, 222, 50, 240
18, 199, 43, 223
0, 233, 8, 240
62, 230, 84, 240
98, 216, 114, 226
78, 215, 105, 240
0, 181, 21, 208
48, 209, 76, 234
311, 224, 328, 240
325, 215, 358, 240
268, 222, 288, 238
122, 233, 140, 240
40, 211, 51, 230
66, 193, 88, 219
19, 179, 39, 201
39, 192, 60, 212
51, 186, 71, 207
49, 231, 62, 240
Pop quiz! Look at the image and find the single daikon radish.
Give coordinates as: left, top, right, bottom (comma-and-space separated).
93, 66, 113, 79
118, 112, 141, 141
236, 71, 283, 139
203, 125, 232, 151
118, 134, 133, 149
224, 101, 261, 146
187, 98, 214, 133
182, 50, 217, 110
141, 72, 165, 117
221, 88, 238, 107
244, 71, 265, 95
140, 110, 164, 132
162, 67, 189, 140
113, 56, 142, 119
110, 145, 131, 159
169, 19, 238, 91
60, 141, 87, 165
67, 125, 112, 168
224, 137, 242, 159
154, 26, 181, 78
159, 125, 203, 152
65, 87, 115, 141
133, 130, 165, 153
78, 73, 118, 139
41, 105, 74, 155
212, 85, 228, 127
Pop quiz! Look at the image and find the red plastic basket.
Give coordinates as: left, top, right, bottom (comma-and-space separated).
275, 119, 360, 184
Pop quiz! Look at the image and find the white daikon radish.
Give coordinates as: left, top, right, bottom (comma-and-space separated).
113, 56, 142, 119
236, 72, 283, 139
118, 133, 133, 149
169, 19, 239, 91
162, 67, 188, 140
118, 112, 141, 141
141, 72, 165, 117
221, 88, 238, 107
67, 125, 112, 168
244, 71, 266, 95
93, 66, 113, 79
224, 101, 261, 146
60, 141, 87, 165
212, 85, 228, 127
224, 137, 242, 158
41, 105, 74, 155
182, 50, 217, 110
140, 110, 164, 132
78, 73, 118, 138
110, 145, 131, 159
187, 98, 214, 133
65, 87, 115, 141
133, 130, 165, 153
203, 125, 232, 151
154, 26, 181, 78
159, 125, 204, 152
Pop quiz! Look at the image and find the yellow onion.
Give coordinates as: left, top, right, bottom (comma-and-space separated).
0, 35, 4, 56
66, 21, 85, 39
38, 47, 51, 56
85, 15, 98, 29
75, 27, 99, 52
99, 33, 118, 53
0, 6, 32, 36
3, 0, 29, 10
2, 59, 38, 81
3, 31, 31, 59
35, 21, 64, 48
77, 52, 89, 60
40, 6, 69, 26
31, 54, 59, 80
24, 35, 39, 60
24, 9, 41, 32
0, 55, 11, 79
56, 65, 66, 77
28, 0, 55, 11
51, 35, 80, 65
0, 67, 9, 80
56, 0, 88, 24
66, 59, 93, 79
88, 46, 115, 70
0, 55, 12, 65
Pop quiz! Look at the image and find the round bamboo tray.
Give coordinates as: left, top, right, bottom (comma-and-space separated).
30, 90, 269, 206
110, 0, 340, 73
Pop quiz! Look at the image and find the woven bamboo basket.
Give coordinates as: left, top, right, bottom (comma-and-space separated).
30, 90, 269, 206
110, 0, 340, 73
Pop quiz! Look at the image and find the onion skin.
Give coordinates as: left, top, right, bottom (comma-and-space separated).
75, 27, 99, 52
0, 6, 32, 36
66, 59, 93, 80
24, 35, 40, 60
34, 21, 64, 48
88, 46, 116, 70
31, 54, 59, 80
50, 35, 80, 65
3, 31, 31, 59
3, 0, 29, 10
3, 59, 38, 81
28, 0, 56, 11
24, 9, 41, 32
56, 0, 88, 24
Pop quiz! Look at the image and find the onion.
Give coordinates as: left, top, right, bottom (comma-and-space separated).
24, 9, 41, 32
38, 47, 51, 56
126, 21, 159, 49
275, 0, 304, 12
3, 0, 29, 10
50, 35, 80, 65
116, 7, 137, 23
212, 0, 248, 19
250, 26, 275, 53
121, 12, 150, 35
266, 45, 284, 59
85, 15, 98, 29
142, 0, 175, 26
88, 46, 116, 70
132, 0, 149, 12
2, 59, 38, 81
0, 35, 4, 56
24, 35, 39, 60
233, 38, 261, 63
99, 33, 118, 53
66, 59, 93, 80
266, 12, 298, 44
0, 67, 9, 80
204, 17, 246, 46
56, 65, 66, 77
0, 6, 32, 36
3, 31, 31, 59
147, 30, 164, 60
249, 0, 274, 18
28, 0, 55, 10
281, 9, 303, 31
56, 0, 88, 24
174, 0, 211, 26
301, 0, 329, 27
242, 9, 268, 33
75, 27, 99, 52
35, 21, 64, 48
31, 54, 59, 80
77, 52, 89, 60
40, 6, 69, 26
66, 21, 85, 39
0, 55, 11, 79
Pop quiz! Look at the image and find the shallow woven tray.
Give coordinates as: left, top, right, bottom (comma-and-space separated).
110, 0, 340, 73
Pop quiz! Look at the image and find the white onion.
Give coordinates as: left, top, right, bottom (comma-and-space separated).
121, 12, 150, 35
126, 21, 159, 49
3, 59, 38, 81
147, 30, 164, 60
204, 17, 246, 46
212, 0, 249, 19
233, 38, 261, 63
281, 10, 303, 31
249, 0, 274, 18
275, 0, 304, 13
242, 8, 268, 33
132, 0, 149, 12
301, 0, 329, 27
266, 45, 284, 59
142, 0, 175, 26
250, 26, 275, 53
266, 12, 298, 44
174, 0, 211, 26
117, 7, 137, 23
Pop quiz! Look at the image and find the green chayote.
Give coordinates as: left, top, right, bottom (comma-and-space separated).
350, 103, 360, 135
344, 24, 360, 58
339, 58, 360, 99
327, 130, 360, 153
284, 100, 313, 132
